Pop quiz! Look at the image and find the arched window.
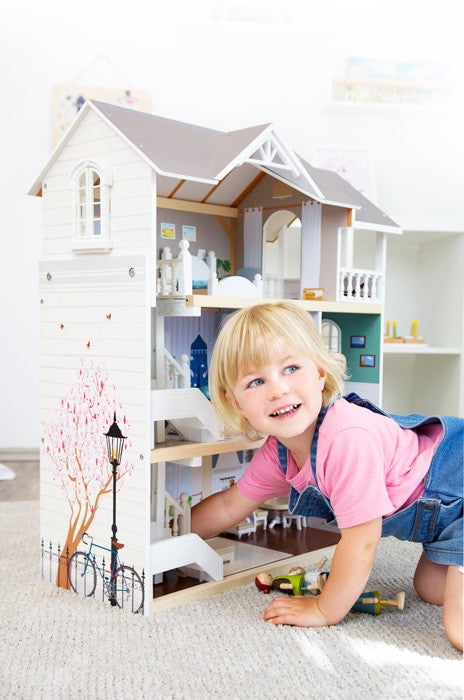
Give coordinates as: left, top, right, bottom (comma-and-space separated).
77, 168, 102, 237
70, 161, 113, 252
321, 319, 342, 353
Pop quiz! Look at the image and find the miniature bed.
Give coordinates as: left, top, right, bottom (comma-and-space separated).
157, 239, 263, 298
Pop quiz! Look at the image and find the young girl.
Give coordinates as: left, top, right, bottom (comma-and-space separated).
191, 301, 463, 651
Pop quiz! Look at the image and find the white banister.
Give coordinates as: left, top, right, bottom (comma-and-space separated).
164, 491, 191, 536
164, 348, 191, 389
177, 239, 192, 295
338, 267, 384, 303
156, 240, 192, 297
207, 250, 218, 295
253, 273, 263, 295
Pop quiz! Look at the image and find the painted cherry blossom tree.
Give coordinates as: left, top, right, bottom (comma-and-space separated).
44, 360, 134, 588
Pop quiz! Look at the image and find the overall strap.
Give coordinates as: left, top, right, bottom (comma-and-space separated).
309, 404, 330, 484
276, 402, 331, 487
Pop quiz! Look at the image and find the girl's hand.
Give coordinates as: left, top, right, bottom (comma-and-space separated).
261, 595, 329, 627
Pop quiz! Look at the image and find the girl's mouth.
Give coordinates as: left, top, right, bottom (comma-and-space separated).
270, 403, 301, 419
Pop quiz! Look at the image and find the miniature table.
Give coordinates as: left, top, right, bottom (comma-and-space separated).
261, 497, 307, 530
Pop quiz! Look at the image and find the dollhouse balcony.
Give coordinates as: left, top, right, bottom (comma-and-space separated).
338, 268, 384, 304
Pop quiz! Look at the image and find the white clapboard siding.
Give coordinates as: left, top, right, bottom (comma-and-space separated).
112, 161, 152, 182
43, 108, 153, 259
112, 176, 153, 199
39, 253, 150, 578
39, 305, 148, 324
39, 354, 147, 374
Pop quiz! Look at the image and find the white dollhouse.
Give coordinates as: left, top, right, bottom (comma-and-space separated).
29, 99, 401, 614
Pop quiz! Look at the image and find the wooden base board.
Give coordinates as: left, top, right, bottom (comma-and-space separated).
150, 544, 336, 614
0, 449, 40, 462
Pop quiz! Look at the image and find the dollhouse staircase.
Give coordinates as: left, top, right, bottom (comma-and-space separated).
150, 493, 224, 581
150, 533, 223, 580
151, 388, 221, 442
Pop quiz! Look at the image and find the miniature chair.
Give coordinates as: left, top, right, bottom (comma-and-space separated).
252, 509, 268, 529
282, 513, 307, 530
223, 517, 256, 538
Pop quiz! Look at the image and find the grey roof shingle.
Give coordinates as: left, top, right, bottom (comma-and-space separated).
30, 99, 401, 231
92, 100, 270, 181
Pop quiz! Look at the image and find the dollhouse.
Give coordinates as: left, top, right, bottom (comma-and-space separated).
29, 99, 401, 614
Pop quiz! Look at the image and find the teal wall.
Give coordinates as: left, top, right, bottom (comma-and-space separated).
323, 313, 381, 384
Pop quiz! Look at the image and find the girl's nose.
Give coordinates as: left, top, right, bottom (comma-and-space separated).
268, 376, 290, 400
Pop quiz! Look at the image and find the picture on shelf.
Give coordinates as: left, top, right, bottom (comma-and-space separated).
350, 335, 366, 348
360, 354, 376, 368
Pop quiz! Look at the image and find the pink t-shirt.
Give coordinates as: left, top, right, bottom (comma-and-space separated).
237, 398, 443, 529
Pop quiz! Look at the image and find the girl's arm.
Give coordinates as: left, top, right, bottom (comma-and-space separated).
262, 517, 382, 627
191, 485, 263, 540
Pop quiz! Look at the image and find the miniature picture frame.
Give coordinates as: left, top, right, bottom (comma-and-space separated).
182, 224, 197, 241
360, 354, 376, 368
350, 335, 366, 348
161, 222, 176, 239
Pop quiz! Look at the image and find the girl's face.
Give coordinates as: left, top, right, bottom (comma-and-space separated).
229, 352, 326, 444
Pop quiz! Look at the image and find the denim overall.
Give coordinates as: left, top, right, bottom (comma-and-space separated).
278, 393, 463, 567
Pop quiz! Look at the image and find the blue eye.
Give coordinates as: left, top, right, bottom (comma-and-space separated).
284, 365, 298, 374
248, 378, 264, 388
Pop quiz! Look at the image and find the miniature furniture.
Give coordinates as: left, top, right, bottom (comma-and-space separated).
223, 517, 257, 539
252, 509, 269, 529
261, 497, 307, 530
283, 513, 308, 531
29, 98, 402, 615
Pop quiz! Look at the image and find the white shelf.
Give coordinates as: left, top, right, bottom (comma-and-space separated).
383, 345, 462, 355
186, 294, 382, 315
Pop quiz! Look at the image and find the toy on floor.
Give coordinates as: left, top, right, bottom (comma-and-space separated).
255, 556, 329, 595
255, 559, 405, 616
352, 591, 405, 615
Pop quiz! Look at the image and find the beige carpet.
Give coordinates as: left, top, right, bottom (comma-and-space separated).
0, 501, 462, 699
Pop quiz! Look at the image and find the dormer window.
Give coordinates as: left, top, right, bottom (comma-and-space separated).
70, 160, 113, 253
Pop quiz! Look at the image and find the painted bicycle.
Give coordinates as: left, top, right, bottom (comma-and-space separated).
67, 532, 144, 614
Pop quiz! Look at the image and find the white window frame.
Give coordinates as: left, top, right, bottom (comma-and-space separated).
321, 319, 342, 354
70, 160, 113, 253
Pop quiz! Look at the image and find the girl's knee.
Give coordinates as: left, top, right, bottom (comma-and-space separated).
413, 553, 446, 605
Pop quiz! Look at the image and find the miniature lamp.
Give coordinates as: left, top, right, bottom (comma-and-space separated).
104, 412, 127, 605
104, 411, 126, 466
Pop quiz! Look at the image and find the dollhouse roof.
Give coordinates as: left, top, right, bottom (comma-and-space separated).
28, 100, 401, 233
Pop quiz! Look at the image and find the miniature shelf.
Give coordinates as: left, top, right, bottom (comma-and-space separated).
383, 345, 462, 355
151, 437, 264, 463
185, 295, 382, 315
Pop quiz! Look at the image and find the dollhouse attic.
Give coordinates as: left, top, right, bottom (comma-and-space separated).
29, 100, 401, 614
29, 99, 400, 301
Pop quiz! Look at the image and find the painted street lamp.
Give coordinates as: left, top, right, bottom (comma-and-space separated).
104, 411, 127, 605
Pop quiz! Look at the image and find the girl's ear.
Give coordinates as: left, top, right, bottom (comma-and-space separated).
318, 368, 327, 390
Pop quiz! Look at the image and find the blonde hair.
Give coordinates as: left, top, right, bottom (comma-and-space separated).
210, 301, 346, 439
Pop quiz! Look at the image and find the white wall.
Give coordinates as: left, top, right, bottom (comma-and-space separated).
1, 0, 463, 448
